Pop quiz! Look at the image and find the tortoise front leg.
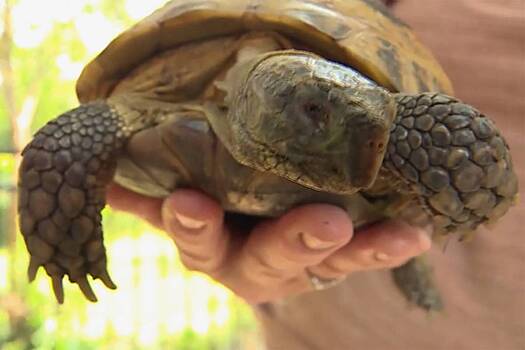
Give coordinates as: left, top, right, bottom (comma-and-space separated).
386, 93, 517, 235
384, 93, 518, 311
18, 101, 130, 303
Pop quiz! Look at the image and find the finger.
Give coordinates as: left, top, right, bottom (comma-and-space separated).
162, 189, 229, 274
310, 220, 431, 279
106, 183, 163, 228
227, 204, 353, 287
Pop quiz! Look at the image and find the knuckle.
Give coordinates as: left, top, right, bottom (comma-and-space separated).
321, 257, 353, 277
246, 251, 289, 282
178, 247, 220, 273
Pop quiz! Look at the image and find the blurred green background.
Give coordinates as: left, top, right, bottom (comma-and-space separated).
0, 0, 260, 349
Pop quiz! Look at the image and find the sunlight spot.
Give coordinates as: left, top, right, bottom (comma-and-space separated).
125, 0, 168, 20
16, 96, 37, 134
138, 323, 158, 347
211, 285, 231, 326
212, 284, 231, 302
154, 230, 176, 256
137, 231, 163, 258
56, 54, 84, 81
191, 308, 211, 335
137, 251, 160, 345
75, 12, 123, 54
83, 304, 108, 339
36, 275, 51, 295
214, 304, 230, 327
163, 276, 187, 335
12, 0, 53, 48
70, 317, 82, 335
188, 275, 213, 334
109, 237, 135, 265
110, 290, 135, 336
85, 0, 102, 5
44, 318, 57, 333
47, 0, 85, 23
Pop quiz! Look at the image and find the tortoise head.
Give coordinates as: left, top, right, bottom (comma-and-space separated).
214, 51, 396, 194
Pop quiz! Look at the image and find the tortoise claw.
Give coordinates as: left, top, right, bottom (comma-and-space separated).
392, 256, 443, 312
52, 276, 65, 304
27, 257, 41, 282
96, 269, 117, 290
77, 277, 98, 302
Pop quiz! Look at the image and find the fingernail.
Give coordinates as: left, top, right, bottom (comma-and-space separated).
174, 212, 206, 230
300, 233, 337, 250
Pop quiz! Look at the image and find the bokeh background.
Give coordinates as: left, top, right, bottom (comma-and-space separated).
0, 0, 260, 349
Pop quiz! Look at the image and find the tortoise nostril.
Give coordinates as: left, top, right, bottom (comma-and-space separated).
368, 140, 384, 151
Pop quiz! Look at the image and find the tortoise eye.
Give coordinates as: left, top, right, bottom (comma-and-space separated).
303, 102, 329, 127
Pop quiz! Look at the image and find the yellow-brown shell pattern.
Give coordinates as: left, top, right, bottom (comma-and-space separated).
76, 0, 452, 103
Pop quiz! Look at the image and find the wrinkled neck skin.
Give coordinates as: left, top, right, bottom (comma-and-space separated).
210, 50, 396, 195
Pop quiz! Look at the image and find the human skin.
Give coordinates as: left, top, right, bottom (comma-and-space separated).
249, 1, 525, 349
107, 184, 430, 304
107, 0, 525, 347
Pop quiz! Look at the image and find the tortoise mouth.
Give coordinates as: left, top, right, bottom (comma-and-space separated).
244, 135, 387, 195
236, 105, 392, 195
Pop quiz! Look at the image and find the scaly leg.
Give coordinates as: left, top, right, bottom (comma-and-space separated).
18, 101, 131, 303
385, 93, 518, 311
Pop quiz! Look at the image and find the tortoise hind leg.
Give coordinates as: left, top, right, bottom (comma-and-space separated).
18, 101, 130, 303
392, 256, 443, 311
383, 93, 518, 311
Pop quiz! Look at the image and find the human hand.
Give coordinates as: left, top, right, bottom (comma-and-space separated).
107, 184, 431, 304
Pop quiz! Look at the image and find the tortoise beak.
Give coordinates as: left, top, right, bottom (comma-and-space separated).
346, 110, 393, 189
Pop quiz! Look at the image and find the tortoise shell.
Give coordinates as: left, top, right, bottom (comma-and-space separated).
76, 0, 452, 103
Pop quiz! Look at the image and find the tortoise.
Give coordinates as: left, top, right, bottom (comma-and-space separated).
17, 0, 518, 310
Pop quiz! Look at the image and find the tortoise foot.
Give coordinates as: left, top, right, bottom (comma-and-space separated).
392, 256, 443, 312
18, 102, 128, 303
386, 93, 518, 237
